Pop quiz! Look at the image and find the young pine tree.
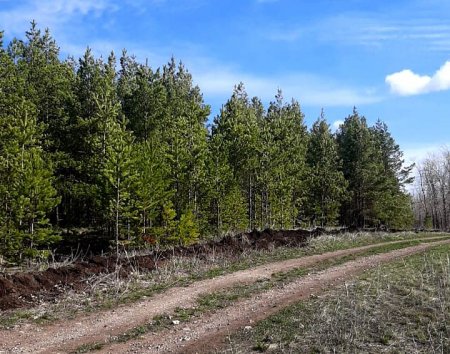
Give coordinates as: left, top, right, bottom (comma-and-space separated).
162, 59, 210, 220
370, 120, 414, 228
336, 108, 380, 227
305, 113, 347, 226
212, 83, 260, 230
103, 115, 137, 257
1, 99, 59, 260
133, 138, 172, 238
264, 91, 308, 228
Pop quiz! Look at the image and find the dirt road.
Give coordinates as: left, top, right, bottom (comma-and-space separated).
1, 238, 449, 353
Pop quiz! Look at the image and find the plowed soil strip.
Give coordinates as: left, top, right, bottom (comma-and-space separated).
0, 238, 448, 354
101, 239, 450, 354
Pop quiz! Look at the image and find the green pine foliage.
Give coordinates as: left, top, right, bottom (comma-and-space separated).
161, 59, 210, 219
211, 83, 262, 230
176, 209, 200, 246
154, 201, 177, 245
370, 120, 415, 228
306, 113, 347, 226
336, 109, 414, 228
336, 108, 381, 227
264, 91, 308, 229
133, 139, 172, 238
0, 98, 59, 260
204, 130, 247, 236
0, 23, 418, 262
102, 113, 137, 255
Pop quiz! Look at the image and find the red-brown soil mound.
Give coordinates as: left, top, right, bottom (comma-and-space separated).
0, 228, 324, 311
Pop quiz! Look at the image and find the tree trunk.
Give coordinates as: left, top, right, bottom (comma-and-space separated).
248, 175, 252, 230
115, 177, 120, 265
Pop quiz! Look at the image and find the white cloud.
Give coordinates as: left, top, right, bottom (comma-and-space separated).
332, 120, 344, 131
385, 69, 432, 96
0, 0, 115, 37
386, 61, 450, 96
402, 143, 450, 165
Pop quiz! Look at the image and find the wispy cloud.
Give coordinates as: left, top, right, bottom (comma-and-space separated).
54, 34, 380, 108
342, 21, 450, 49
386, 61, 450, 96
0, 0, 116, 36
190, 63, 382, 107
266, 14, 450, 51
266, 27, 303, 42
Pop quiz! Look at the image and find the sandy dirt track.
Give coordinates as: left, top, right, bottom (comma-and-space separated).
0, 238, 449, 353
103, 239, 450, 354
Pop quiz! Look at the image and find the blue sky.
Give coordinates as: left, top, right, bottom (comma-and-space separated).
1, 0, 449, 163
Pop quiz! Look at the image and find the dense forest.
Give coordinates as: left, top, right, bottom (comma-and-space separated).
0, 23, 416, 262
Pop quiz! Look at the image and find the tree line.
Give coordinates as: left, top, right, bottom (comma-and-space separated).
413, 148, 450, 231
0, 23, 414, 261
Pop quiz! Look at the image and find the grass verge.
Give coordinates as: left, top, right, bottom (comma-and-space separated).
227, 243, 450, 353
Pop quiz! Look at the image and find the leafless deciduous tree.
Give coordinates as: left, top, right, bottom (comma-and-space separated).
413, 148, 450, 230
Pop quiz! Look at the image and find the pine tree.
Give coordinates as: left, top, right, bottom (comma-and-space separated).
305, 112, 347, 226
205, 129, 247, 235
103, 115, 137, 256
370, 120, 414, 228
161, 59, 210, 223
117, 49, 139, 107
7, 22, 74, 152
0, 51, 19, 256
211, 83, 260, 230
219, 184, 248, 233
124, 64, 167, 141
0, 99, 59, 260
157, 201, 178, 244
63, 49, 119, 227
133, 138, 172, 238
336, 108, 380, 227
176, 209, 200, 246
255, 104, 272, 229
370, 120, 414, 188
337, 110, 413, 228
264, 91, 308, 228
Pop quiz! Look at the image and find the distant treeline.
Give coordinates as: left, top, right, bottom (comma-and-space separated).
0, 22, 414, 261
413, 149, 450, 231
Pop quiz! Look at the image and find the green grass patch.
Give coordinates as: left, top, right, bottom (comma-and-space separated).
72, 342, 105, 353
0, 310, 33, 328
